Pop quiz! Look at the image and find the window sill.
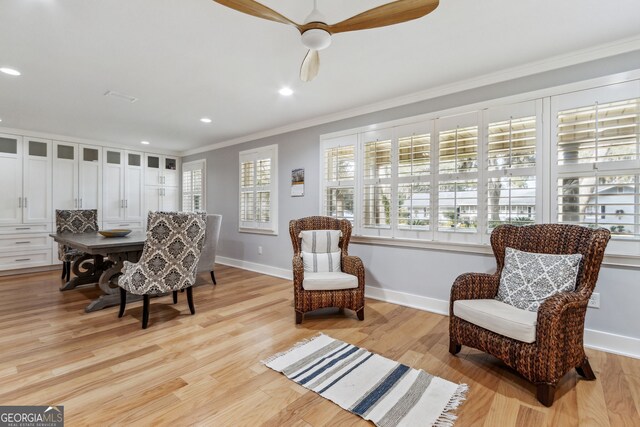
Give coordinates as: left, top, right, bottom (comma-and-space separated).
350, 235, 640, 268
238, 228, 278, 236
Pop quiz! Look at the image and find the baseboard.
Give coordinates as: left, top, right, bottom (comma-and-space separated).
365, 286, 450, 316
217, 257, 640, 359
0, 264, 60, 277
216, 256, 292, 280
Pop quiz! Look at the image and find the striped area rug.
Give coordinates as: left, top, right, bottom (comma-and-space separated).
263, 334, 468, 427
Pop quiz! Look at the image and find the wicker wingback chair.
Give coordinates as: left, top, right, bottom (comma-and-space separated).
449, 224, 610, 406
289, 216, 365, 324
118, 211, 207, 329
55, 209, 99, 282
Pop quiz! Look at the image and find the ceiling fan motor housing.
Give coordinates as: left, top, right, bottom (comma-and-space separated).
301, 28, 332, 51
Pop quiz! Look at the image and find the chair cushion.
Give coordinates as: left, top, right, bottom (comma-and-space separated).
454, 299, 538, 343
495, 247, 582, 312
302, 251, 341, 273
300, 230, 341, 253
302, 272, 358, 291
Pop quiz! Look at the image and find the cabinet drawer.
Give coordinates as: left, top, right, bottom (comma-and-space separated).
0, 249, 52, 271
0, 234, 51, 251
102, 221, 143, 230
0, 224, 52, 234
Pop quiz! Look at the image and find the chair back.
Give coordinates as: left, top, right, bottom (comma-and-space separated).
289, 216, 352, 257
197, 214, 222, 273
136, 211, 207, 292
490, 224, 610, 295
55, 209, 98, 233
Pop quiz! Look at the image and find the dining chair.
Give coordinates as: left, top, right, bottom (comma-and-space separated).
196, 214, 222, 285
55, 209, 99, 282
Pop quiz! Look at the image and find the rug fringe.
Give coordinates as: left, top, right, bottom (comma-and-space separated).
261, 333, 325, 365
433, 383, 469, 427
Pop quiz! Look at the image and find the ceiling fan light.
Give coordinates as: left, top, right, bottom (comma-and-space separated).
301, 29, 331, 51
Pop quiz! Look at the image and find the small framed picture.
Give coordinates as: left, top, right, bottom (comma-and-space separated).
291, 168, 304, 197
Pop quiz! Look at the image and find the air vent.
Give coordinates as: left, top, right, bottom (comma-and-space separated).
103, 90, 138, 103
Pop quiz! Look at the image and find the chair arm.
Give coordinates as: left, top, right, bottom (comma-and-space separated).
450, 273, 500, 304
342, 255, 365, 289
292, 255, 304, 291
535, 291, 589, 347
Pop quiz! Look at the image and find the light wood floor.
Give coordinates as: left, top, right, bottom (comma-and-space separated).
0, 266, 638, 426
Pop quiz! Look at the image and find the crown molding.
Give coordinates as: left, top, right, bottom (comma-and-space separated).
180, 35, 640, 157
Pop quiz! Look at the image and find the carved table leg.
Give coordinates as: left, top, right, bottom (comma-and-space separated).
60, 254, 103, 291
85, 250, 143, 313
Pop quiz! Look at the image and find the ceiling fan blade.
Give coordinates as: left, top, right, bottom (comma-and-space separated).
300, 50, 320, 82
327, 0, 439, 34
213, 0, 301, 28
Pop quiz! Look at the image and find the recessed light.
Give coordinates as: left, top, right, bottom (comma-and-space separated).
0, 67, 21, 76
140, 140, 150, 145
200, 117, 212, 123
279, 87, 294, 96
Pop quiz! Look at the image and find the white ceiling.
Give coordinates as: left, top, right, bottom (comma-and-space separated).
1, 0, 639, 153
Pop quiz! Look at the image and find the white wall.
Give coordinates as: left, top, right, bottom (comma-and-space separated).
184, 51, 640, 357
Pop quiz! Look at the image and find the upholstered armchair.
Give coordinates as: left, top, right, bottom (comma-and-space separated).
449, 224, 610, 406
55, 209, 99, 282
196, 214, 222, 285
117, 211, 207, 329
289, 216, 365, 324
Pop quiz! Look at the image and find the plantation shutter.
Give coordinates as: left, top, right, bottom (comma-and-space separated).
362, 130, 392, 234
239, 145, 278, 233
323, 135, 356, 222
182, 160, 205, 212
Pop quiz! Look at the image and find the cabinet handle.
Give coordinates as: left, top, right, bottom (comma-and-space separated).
74, 198, 78, 208
15, 258, 31, 262
119, 223, 130, 226
25, 197, 28, 208
79, 198, 83, 208
15, 227, 31, 230
15, 241, 31, 244
125, 199, 128, 208
18, 197, 22, 208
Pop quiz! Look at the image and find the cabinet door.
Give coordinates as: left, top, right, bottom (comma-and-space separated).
0, 134, 23, 224
145, 186, 161, 216
52, 142, 79, 212
163, 157, 179, 187
161, 186, 179, 211
102, 149, 124, 222
145, 154, 162, 186
78, 145, 102, 215
124, 151, 144, 221
23, 138, 52, 223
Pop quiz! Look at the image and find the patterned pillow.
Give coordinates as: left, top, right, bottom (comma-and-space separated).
495, 247, 582, 312
300, 230, 341, 253
302, 251, 341, 273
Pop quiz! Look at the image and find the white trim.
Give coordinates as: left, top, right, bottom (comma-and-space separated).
0, 126, 181, 156
216, 256, 291, 280
365, 286, 449, 315
182, 159, 207, 212
214, 256, 640, 359
180, 36, 640, 156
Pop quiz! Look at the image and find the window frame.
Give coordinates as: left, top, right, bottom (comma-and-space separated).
182, 159, 206, 212
238, 144, 278, 235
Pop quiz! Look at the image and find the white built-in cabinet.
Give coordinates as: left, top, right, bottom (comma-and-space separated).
103, 149, 145, 230
0, 134, 53, 269
0, 131, 181, 272
144, 154, 180, 214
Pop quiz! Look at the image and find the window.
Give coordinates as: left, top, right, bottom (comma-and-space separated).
239, 144, 278, 234
182, 159, 205, 212
322, 135, 356, 222
553, 80, 640, 254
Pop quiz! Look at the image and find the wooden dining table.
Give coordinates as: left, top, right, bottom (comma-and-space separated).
50, 231, 146, 312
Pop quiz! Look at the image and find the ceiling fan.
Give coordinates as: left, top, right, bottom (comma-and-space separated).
213, 0, 440, 82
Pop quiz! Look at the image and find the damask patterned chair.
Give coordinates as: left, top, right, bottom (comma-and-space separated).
289, 216, 365, 324
55, 209, 99, 282
117, 211, 207, 329
449, 224, 610, 406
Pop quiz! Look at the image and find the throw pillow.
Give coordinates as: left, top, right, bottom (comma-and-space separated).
495, 247, 582, 312
300, 230, 341, 253
302, 251, 341, 273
